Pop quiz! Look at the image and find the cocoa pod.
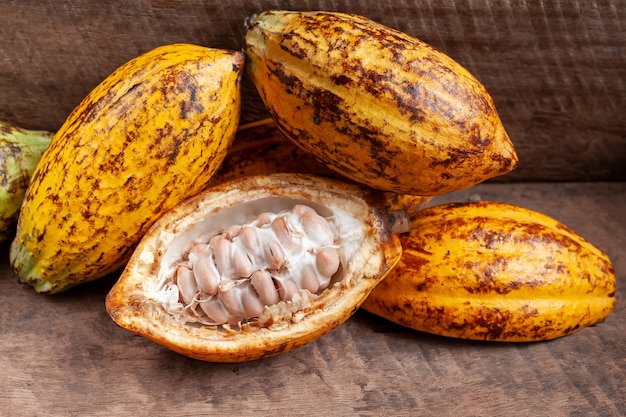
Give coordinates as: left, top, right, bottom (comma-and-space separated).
361, 201, 616, 342
0, 121, 53, 242
244, 10, 518, 196
11, 44, 244, 293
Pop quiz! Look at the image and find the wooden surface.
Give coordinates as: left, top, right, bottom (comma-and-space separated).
1, 181, 624, 416
0, 0, 624, 182
1, 1, 625, 415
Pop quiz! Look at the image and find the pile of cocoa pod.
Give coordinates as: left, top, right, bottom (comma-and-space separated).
1, 11, 615, 362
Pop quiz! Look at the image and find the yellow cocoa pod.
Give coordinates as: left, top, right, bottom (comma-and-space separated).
105, 173, 406, 362
361, 201, 616, 342
10, 44, 244, 294
244, 11, 518, 196
209, 118, 432, 217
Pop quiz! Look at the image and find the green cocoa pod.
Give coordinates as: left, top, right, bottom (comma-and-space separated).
0, 121, 53, 243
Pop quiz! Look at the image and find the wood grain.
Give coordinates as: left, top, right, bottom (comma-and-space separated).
1, 182, 624, 416
0, 0, 624, 181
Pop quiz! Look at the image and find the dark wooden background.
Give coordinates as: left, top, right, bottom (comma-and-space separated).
1, 1, 624, 416
1, 0, 624, 182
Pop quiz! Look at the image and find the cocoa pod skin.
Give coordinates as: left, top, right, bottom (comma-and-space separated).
244, 10, 518, 196
10, 44, 244, 294
361, 201, 616, 342
105, 173, 405, 362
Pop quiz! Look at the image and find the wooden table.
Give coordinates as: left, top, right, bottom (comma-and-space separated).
1, 1, 624, 414
2, 181, 624, 416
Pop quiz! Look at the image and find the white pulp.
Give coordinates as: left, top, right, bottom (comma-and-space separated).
168, 204, 344, 326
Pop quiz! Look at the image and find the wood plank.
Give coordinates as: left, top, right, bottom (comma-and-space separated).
1, 181, 624, 416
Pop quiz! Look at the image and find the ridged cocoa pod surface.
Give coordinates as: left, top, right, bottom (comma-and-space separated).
361, 201, 616, 342
244, 10, 518, 196
208, 118, 432, 217
10, 44, 244, 294
106, 173, 406, 362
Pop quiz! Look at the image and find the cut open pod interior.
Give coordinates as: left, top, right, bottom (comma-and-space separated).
105, 173, 406, 362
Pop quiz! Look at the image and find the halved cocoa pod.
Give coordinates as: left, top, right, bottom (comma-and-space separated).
106, 173, 406, 362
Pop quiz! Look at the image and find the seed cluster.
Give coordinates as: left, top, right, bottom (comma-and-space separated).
173, 204, 340, 325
